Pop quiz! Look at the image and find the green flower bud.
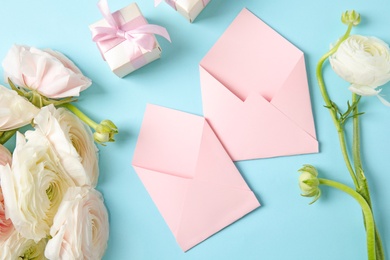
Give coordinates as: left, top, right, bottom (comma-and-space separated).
93, 120, 118, 145
298, 165, 321, 204
341, 10, 361, 26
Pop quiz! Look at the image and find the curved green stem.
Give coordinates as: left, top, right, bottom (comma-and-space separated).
62, 103, 98, 130
319, 178, 376, 260
316, 23, 359, 188
316, 23, 353, 109
352, 94, 385, 260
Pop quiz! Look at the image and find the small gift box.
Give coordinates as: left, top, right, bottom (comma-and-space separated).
90, 0, 171, 77
155, 0, 211, 23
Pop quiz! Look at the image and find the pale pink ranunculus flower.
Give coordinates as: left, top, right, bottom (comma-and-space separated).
0, 85, 39, 132
0, 144, 14, 244
2, 45, 92, 99
45, 187, 109, 260
0, 144, 11, 167
0, 187, 14, 245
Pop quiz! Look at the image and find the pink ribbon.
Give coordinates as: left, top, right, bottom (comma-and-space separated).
92, 0, 171, 63
155, 0, 210, 9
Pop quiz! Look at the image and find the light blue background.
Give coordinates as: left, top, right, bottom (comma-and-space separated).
1, 1, 390, 259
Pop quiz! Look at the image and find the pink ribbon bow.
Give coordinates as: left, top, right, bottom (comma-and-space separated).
92, 0, 171, 60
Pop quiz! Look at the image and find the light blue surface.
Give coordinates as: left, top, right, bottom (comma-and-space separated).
1, 1, 390, 259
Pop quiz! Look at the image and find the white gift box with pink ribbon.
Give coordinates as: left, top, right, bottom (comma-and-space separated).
155, 0, 211, 23
90, 1, 171, 77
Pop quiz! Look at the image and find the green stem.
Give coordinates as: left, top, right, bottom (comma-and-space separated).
319, 178, 376, 260
0, 129, 18, 145
316, 23, 353, 109
352, 94, 385, 260
337, 129, 359, 187
352, 93, 370, 200
62, 103, 98, 130
316, 23, 359, 188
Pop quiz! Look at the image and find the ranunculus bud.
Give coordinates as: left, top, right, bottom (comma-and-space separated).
93, 119, 118, 145
298, 165, 321, 204
341, 10, 361, 26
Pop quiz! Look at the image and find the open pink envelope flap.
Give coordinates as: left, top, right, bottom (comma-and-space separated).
132, 104, 260, 251
200, 8, 318, 161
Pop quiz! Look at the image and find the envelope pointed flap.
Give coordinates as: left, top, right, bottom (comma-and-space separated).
200, 66, 244, 113
194, 118, 252, 189
132, 104, 204, 178
239, 94, 318, 159
200, 8, 303, 102
175, 181, 260, 251
134, 166, 190, 235
270, 55, 317, 138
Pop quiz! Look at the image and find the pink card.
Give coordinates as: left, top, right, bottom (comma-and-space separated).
132, 104, 260, 251
200, 8, 318, 161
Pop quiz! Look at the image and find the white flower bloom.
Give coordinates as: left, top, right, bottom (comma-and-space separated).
0, 230, 47, 260
0, 132, 76, 241
33, 105, 98, 187
2, 45, 91, 99
45, 187, 109, 260
57, 108, 99, 186
0, 85, 39, 131
330, 35, 390, 96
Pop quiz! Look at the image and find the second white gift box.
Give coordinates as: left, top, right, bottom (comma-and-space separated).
156, 0, 211, 23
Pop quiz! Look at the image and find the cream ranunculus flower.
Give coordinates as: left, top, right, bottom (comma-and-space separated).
0, 132, 76, 241
2, 45, 92, 99
56, 107, 99, 186
0, 230, 47, 260
45, 187, 109, 260
34, 105, 98, 187
330, 35, 390, 96
0, 85, 39, 131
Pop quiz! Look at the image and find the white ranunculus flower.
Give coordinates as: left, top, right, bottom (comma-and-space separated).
2, 45, 91, 99
56, 107, 99, 185
0, 230, 47, 260
33, 105, 97, 187
0, 85, 39, 131
330, 35, 390, 96
45, 187, 109, 260
0, 132, 76, 241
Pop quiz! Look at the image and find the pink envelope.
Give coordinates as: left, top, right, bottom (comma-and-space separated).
200, 8, 318, 161
132, 104, 260, 251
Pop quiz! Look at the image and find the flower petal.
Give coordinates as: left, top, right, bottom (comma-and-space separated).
349, 84, 380, 96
